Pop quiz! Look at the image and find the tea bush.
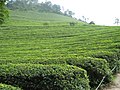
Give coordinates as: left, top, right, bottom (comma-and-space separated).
0, 64, 90, 90
34, 57, 113, 87
0, 56, 113, 87
64, 57, 113, 87
92, 51, 120, 73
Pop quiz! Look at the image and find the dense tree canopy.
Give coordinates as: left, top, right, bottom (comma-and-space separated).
0, 0, 9, 24
6, 0, 74, 17
7, 0, 61, 14
7, 0, 38, 10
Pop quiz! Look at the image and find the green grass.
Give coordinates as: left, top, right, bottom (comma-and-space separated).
0, 10, 120, 89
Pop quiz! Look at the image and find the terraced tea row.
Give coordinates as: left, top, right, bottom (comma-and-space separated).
0, 25, 120, 89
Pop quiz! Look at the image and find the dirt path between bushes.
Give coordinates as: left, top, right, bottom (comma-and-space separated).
103, 74, 120, 90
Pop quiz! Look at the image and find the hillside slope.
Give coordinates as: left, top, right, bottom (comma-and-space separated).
3, 10, 82, 26
0, 10, 120, 90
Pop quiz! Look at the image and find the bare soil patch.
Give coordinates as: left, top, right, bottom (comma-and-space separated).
103, 74, 120, 90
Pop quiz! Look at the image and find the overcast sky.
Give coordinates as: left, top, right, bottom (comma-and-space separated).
39, 0, 120, 26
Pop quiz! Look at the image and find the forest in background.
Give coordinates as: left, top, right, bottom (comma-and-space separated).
6, 0, 75, 17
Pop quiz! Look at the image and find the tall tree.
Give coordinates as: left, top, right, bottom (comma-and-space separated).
0, 0, 9, 24
64, 9, 75, 17
114, 18, 119, 25
52, 4, 61, 14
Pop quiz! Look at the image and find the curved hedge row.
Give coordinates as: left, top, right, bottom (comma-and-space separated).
91, 51, 120, 73
31, 57, 113, 87
0, 64, 90, 90
0, 83, 21, 90
0, 56, 113, 87
65, 57, 113, 87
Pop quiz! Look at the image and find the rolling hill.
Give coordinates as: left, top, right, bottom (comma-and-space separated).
3, 10, 83, 26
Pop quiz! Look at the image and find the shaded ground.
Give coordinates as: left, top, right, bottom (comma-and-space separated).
104, 74, 120, 90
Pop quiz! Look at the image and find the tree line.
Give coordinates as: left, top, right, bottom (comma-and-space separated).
0, 0, 76, 25
6, 0, 75, 17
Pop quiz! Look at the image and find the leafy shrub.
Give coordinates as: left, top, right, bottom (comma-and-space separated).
34, 57, 112, 87
92, 51, 120, 73
65, 57, 113, 87
0, 64, 90, 90
43, 22, 49, 26
0, 83, 21, 90
0, 56, 113, 87
89, 21, 95, 25
69, 22, 76, 26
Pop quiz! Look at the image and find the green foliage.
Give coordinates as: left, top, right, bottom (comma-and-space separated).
0, 0, 9, 24
69, 22, 76, 26
0, 56, 113, 87
65, 57, 113, 87
0, 83, 22, 90
0, 64, 90, 90
6, 0, 38, 11
92, 51, 120, 73
7, 0, 62, 14
64, 9, 75, 17
21, 56, 112, 87
89, 21, 95, 25
0, 10, 120, 89
43, 22, 49, 26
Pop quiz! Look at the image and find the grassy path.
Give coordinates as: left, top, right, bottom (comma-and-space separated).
104, 74, 120, 90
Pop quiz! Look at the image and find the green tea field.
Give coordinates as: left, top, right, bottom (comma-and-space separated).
0, 10, 120, 90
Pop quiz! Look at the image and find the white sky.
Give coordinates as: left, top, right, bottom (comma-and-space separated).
39, 0, 120, 26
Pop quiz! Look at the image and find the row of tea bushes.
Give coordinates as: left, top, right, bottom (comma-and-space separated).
0, 64, 90, 90
0, 83, 22, 90
91, 51, 120, 73
0, 48, 119, 88
48, 57, 113, 87
0, 56, 113, 87
65, 57, 113, 87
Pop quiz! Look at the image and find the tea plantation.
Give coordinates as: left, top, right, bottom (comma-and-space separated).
0, 10, 120, 90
